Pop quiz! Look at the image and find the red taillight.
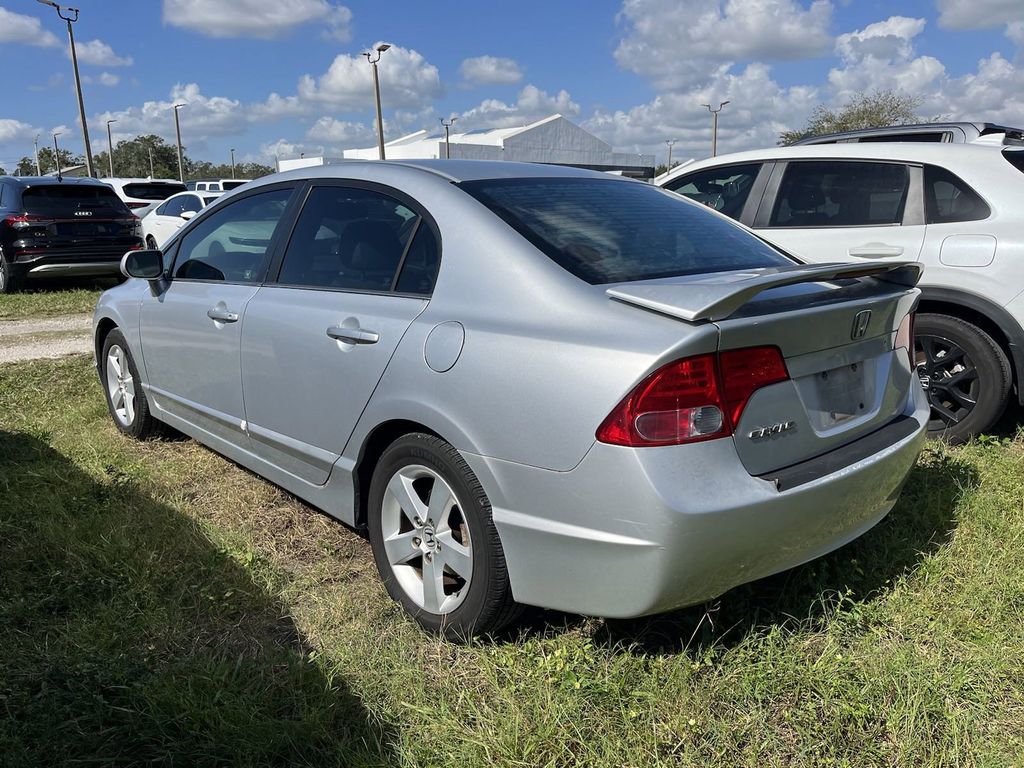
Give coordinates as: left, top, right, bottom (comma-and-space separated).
3, 214, 45, 229
596, 346, 789, 447
895, 311, 915, 367
126, 201, 148, 209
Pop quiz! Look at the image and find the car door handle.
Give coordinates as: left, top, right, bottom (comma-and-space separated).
326, 326, 379, 345
847, 245, 905, 258
207, 307, 239, 323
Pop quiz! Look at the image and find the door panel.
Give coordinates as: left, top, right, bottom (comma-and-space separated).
140, 281, 258, 443
240, 288, 426, 484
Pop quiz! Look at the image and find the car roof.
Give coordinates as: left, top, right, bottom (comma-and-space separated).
100, 177, 186, 184
659, 142, 1016, 185
792, 121, 1024, 145
1, 175, 111, 188
263, 159, 631, 186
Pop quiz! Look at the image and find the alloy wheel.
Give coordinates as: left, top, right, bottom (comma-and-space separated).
380, 464, 474, 614
915, 333, 979, 431
105, 344, 137, 427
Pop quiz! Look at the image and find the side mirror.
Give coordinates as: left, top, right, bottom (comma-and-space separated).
121, 249, 164, 280
180, 210, 196, 221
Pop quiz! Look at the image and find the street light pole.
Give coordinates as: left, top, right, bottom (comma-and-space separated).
230, 148, 236, 178
665, 138, 676, 170
148, 147, 154, 178
38, 0, 94, 177
701, 101, 730, 157
106, 119, 116, 177
34, 135, 42, 176
363, 43, 390, 160
52, 132, 62, 180
440, 117, 457, 159
173, 103, 186, 182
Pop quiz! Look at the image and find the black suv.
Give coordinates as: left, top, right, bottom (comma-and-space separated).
0, 176, 143, 293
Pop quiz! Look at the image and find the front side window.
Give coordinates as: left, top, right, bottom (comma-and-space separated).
769, 161, 909, 228
173, 187, 293, 283
277, 186, 435, 293
159, 196, 187, 217
663, 163, 762, 220
924, 166, 990, 223
461, 177, 793, 285
181, 195, 203, 214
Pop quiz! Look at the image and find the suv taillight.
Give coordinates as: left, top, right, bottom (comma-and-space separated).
3, 214, 45, 230
596, 347, 789, 447
126, 201, 149, 209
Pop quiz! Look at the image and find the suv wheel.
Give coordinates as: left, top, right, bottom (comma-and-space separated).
0, 251, 23, 294
368, 433, 522, 640
914, 313, 1011, 443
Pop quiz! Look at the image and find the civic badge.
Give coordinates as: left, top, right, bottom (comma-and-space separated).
851, 309, 872, 340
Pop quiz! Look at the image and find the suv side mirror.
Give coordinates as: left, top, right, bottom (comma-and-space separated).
121, 249, 164, 280
180, 210, 196, 221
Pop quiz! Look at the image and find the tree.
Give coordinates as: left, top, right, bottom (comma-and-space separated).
96, 135, 182, 179
779, 89, 924, 145
190, 160, 275, 180
15, 148, 84, 175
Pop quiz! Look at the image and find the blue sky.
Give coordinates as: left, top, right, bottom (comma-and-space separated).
1, 0, 1022, 171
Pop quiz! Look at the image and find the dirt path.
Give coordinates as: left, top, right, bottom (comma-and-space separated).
0, 314, 93, 364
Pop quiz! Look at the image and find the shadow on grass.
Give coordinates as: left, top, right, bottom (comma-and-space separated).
592, 446, 978, 657
0, 430, 395, 767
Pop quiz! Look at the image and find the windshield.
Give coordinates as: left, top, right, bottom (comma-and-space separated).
23, 185, 131, 216
122, 183, 188, 200
460, 177, 794, 284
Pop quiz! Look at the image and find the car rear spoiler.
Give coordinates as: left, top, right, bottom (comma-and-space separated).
606, 261, 922, 322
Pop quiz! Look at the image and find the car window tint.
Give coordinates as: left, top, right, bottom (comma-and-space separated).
278, 186, 419, 292
769, 162, 908, 228
461, 178, 793, 285
663, 163, 761, 220
160, 196, 187, 217
394, 223, 440, 294
174, 188, 292, 283
181, 194, 203, 213
924, 165, 990, 223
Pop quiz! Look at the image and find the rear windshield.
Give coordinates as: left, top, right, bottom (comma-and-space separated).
23, 185, 131, 215
221, 180, 247, 190
460, 177, 793, 284
122, 182, 187, 200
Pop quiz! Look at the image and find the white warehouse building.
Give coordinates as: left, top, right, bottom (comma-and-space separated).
279, 115, 655, 178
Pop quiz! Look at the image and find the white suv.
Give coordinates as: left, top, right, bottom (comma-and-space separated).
100, 178, 188, 212
660, 143, 1024, 441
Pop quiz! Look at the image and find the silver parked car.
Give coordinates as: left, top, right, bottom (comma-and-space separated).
94, 160, 929, 638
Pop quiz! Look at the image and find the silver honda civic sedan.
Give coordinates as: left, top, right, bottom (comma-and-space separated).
94, 160, 929, 638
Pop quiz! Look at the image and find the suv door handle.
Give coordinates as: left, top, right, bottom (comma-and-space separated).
207, 307, 239, 323
326, 326, 379, 345
847, 244, 905, 258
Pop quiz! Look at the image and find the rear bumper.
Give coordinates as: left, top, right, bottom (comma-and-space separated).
464, 385, 929, 618
9, 245, 137, 279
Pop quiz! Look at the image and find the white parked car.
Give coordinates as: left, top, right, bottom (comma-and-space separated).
186, 178, 249, 192
140, 190, 222, 248
660, 142, 1024, 441
100, 178, 188, 213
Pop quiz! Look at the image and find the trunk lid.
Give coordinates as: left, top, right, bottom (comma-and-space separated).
607, 262, 921, 474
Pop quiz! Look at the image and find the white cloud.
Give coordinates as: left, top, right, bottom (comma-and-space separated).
305, 116, 373, 145
459, 85, 580, 129
163, 0, 352, 40
829, 16, 944, 100
297, 43, 443, 111
0, 7, 59, 47
0, 118, 40, 147
260, 138, 314, 160
615, 0, 833, 89
72, 39, 133, 67
83, 72, 120, 87
936, 0, 1024, 30
459, 56, 524, 86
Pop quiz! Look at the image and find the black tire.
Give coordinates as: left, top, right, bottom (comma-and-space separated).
0, 250, 24, 294
100, 329, 163, 440
368, 433, 522, 640
146, 235, 158, 249
915, 313, 1012, 443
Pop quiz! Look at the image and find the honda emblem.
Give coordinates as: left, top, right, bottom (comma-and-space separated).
851, 310, 872, 340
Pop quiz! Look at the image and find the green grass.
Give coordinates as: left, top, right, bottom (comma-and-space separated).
0, 281, 110, 320
1, 355, 1023, 766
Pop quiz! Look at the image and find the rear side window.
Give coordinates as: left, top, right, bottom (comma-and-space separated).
174, 188, 292, 283
769, 161, 908, 228
277, 185, 436, 294
1003, 149, 1024, 174
22, 185, 131, 216
924, 166, 990, 223
663, 163, 761, 220
122, 183, 187, 200
461, 178, 792, 285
